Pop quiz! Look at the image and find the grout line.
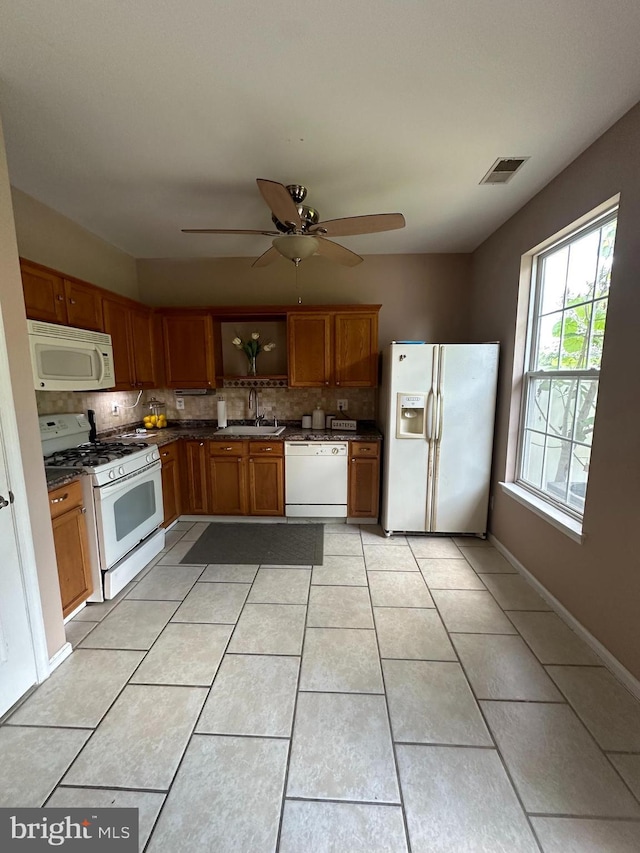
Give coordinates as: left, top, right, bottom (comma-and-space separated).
284, 794, 407, 808
426, 580, 545, 853
49, 783, 169, 795
193, 731, 290, 741
367, 575, 413, 853
526, 812, 640, 822
274, 554, 311, 852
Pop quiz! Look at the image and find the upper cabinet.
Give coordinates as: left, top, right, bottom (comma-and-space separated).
21, 260, 104, 330
159, 310, 220, 388
288, 308, 379, 388
287, 313, 333, 387
102, 295, 157, 390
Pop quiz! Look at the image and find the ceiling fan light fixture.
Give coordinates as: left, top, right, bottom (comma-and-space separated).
272, 234, 319, 262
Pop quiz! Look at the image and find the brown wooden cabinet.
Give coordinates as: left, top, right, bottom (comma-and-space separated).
103, 296, 157, 390
248, 441, 284, 516
348, 441, 381, 518
21, 260, 105, 331
160, 311, 218, 388
160, 441, 182, 527
48, 479, 93, 618
63, 278, 104, 331
182, 440, 209, 513
287, 313, 333, 387
288, 308, 379, 388
209, 441, 248, 515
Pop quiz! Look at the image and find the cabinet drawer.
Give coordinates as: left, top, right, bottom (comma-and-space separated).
159, 441, 179, 464
349, 441, 380, 458
249, 441, 284, 457
209, 441, 247, 457
48, 478, 84, 520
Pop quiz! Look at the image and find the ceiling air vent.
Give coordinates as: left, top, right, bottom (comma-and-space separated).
480, 157, 529, 185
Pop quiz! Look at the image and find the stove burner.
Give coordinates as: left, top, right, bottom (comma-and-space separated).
44, 440, 149, 468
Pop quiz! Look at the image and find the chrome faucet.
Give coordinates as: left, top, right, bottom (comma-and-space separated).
249, 388, 263, 425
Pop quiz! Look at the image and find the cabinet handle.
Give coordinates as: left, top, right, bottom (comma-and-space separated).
260, 447, 273, 452
325, 381, 329, 385
56, 294, 64, 301
336, 381, 340, 386
51, 493, 69, 504
69, 298, 76, 305
224, 446, 233, 451
161, 452, 168, 457
360, 448, 371, 452
81, 507, 87, 514
199, 442, 204, 446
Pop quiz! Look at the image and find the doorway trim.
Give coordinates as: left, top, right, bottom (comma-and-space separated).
0, 306, 51, 684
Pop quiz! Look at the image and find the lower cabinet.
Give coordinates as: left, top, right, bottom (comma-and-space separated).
49, 479, 93, 618
182, 440, 209, 514
248, 441, 284, 516
348, 441, 381, 519
209, 442, 248, 515
160, 441, 182, 526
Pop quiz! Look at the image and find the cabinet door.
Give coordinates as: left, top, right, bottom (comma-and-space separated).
20, 261, 67, 324
52, 506, 93, 618
162, 313, 216, 388
160, 442, 181, 527
209, 457, 248, 515
182, 441, 209, 514
64, 278, 104, 331
102, 296, 135, 390
287, 313, 332, 387
248, 456, 284, 516
129, 305, 156, 388
348, 442, 380, 518
334, 312, 379, 387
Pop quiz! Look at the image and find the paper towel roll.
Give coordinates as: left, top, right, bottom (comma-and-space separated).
217, 399, 227, 428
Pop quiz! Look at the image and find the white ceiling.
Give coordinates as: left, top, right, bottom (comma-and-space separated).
1, 1, 640, 259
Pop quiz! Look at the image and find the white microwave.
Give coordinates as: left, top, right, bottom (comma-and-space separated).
27, 320, 115, 391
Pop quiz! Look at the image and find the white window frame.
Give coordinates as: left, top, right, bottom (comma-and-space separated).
514, 206, 618, 524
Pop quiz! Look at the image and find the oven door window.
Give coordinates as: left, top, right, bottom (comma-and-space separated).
114, 480, 156, 541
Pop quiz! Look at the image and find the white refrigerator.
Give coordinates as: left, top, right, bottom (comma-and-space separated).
379, 342, 499, 535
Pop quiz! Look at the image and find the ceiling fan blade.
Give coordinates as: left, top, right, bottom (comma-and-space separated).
256, 179, 301, 229
181, 228, 279, 235
316, 238, 363, 267
251, 246, 280, 268
309, 212, 405, 237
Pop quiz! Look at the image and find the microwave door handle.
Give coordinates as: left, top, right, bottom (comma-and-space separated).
95, 345, 105, 384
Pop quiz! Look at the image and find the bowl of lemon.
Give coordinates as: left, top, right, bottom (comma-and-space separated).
143, 413, 167, 430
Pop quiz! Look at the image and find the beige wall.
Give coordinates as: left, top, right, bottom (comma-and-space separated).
11, 188, 139, 299
137, 253, 473, 347
471, 101, 640, 680
0, 127, 65, 658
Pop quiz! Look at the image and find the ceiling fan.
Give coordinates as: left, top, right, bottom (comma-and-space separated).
182, 179, 405, 267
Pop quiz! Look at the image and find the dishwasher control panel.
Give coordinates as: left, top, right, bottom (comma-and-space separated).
285, 442, 348, 457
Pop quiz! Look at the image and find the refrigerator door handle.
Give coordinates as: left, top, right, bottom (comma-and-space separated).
435, 392, 444, 442
425, 390, 434, 440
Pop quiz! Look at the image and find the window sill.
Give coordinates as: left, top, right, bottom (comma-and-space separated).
499, 482, 585, 544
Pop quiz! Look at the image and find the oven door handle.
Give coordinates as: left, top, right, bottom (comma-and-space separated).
95, 460, 161, 498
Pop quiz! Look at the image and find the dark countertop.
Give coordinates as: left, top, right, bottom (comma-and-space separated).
112, 421, 382, 447
45, 467, 86, 492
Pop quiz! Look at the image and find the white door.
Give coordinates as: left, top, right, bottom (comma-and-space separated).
431, 344, 499, 534
0, 413, 38, 717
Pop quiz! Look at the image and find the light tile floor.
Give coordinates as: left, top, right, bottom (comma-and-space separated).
3, 523, 640, 852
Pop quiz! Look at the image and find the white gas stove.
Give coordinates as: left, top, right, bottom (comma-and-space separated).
40, 413, 165, 602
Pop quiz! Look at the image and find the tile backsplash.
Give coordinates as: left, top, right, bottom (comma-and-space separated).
36, 387, 376, 433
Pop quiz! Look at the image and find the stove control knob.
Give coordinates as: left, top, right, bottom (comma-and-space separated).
118, 466, 125, 476
108, 469, 116, 480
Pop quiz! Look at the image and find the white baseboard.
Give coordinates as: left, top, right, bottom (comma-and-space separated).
489, 534, 640, 701
47, 641, 72, 678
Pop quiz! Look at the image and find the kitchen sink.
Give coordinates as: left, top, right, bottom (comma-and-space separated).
216, 425, 286, 437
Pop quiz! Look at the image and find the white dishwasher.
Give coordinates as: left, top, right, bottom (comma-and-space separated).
285, 442, 349, 517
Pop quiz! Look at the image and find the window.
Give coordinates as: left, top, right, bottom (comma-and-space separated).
517, 209, 617, 519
